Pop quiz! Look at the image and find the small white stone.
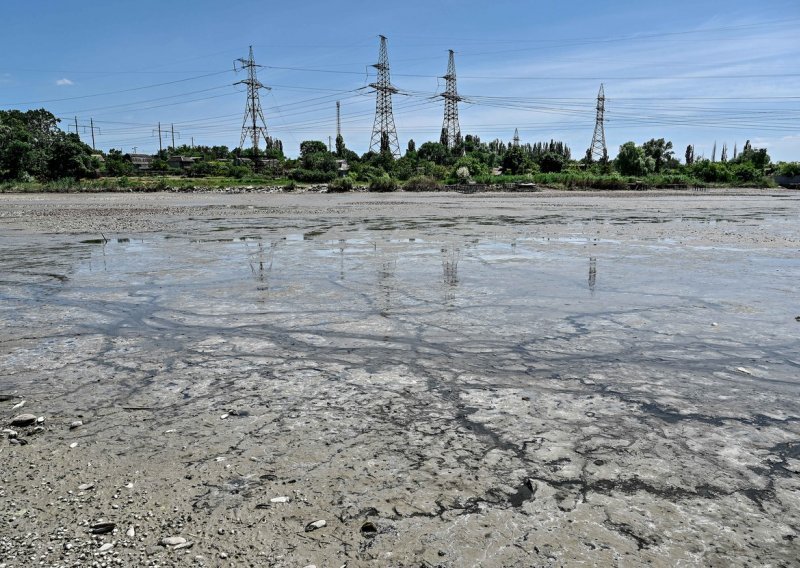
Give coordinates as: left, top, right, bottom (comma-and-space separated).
70, 421, 83, 429
98, 543, 113, 553
736, 367, 753, 375
126, 526, 135, 538
160, 536, 187, 547
78, 483, 94, 491
305, 519, 326, 532
270, 496, 290, 503
69, 442, 78, 449
220, 414, 229, 420
11, 400, 25, 410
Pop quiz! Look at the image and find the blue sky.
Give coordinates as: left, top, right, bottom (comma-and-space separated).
1, 0, 798, 160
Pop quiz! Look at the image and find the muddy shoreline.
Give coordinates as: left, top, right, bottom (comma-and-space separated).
1, 192, 799, 567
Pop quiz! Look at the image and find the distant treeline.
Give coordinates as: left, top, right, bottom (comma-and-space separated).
1, 108, 797, 189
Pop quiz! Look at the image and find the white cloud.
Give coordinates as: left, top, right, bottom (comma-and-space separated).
55, 78, 74, 86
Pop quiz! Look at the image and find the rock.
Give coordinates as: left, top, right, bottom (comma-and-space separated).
795, 315, 800, 322
2, 429, 17, 439
10, 414, 36, 427
219, 552, 228, 559
360, 521, 378, 537
69, 442, 78, 448
736, 367, 753, 375
220, 414, 229, 420
126, 526, 135, 538
160, 536, 187, 547
78, 483, 95, 491
11, 400, 25, 410
174, 541, 194, 550
36, 416, 44, 424
270, 496, 290, 503
305, 519, 327, 532
90, 522, 116, 535
98, 543, 114, 553
711, 322, 718, 327
70, 420, 83, 429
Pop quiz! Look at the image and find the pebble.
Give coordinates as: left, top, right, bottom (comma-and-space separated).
10, 414, 37, 427
174, 541, 194, 550
90, 522, 116, 535
78, 483, 95, 491
126, 525, 135, 538
711, 322, 718, 327
160, 536, 187, 547
11, 400, 25, 410
219, 552, 228, 559
305, 519, 327, 532
736, 367, 753, 375
98, 543, 114, 553
2, 429, 17, 439
70, 420, 83, 429
220, 413, 229, 420
36, 416, 44, 424
270, 496, 290, 503
69, 442, 78, 448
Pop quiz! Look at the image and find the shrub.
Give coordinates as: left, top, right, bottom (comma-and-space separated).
289, 168, 336, 183
368, 175, 398, 192
403, 175, 443, 192
327, 177, 353, 193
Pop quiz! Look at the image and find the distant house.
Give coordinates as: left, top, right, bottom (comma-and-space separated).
336, 159, 350, 177
167, 155, 201, 170
130, 154, 153, 171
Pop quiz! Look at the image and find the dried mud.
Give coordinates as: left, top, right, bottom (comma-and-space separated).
1, 191, 799, 567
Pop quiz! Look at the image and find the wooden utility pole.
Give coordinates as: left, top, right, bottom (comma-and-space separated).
158, 122, 162, 153
171, 123, 176, 151
89, 118, 99, 151
74, 116, 79, 137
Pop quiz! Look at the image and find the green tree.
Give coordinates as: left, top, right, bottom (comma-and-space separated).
501, 145, 533, 175
615, 142, 654, 176
642, 138, 674, 172
300, 140, 328, 157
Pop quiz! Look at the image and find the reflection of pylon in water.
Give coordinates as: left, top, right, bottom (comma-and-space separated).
588, 257, 597, 294
442, 246, 461, 286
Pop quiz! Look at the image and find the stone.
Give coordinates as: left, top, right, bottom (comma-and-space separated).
90, 522, 116, 535
269, 496, 290, 503
126, 526, 135, 538
78, 483, 95, 491
174, 541, 194, 550
69, 442, 78, 448
160, 536, 187, 547
9, 414, 36, 427
2, 429, 17, 439
98, 543, 114, 553
70, 421, 83, 429
11, 400, 25, 410
305, 519, 327, 532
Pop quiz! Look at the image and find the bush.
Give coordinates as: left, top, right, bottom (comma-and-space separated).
289, 168, 336, 183
368, 175, 398, 192
732, 163, 760, 184
690, 160, 734, 183
327, 177, 353, 193
777, 162, 800, 177
403, 175, 443, 192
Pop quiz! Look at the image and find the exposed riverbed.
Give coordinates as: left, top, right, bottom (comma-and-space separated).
1, 191, 799, 567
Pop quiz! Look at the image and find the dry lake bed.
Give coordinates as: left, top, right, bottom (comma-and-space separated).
1, 190, 799, 567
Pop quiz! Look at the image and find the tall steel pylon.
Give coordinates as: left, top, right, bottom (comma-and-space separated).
589, 83, 607, 161
235, 46, 270, 161
439, 50, 462, 150
369, 35, 400, 158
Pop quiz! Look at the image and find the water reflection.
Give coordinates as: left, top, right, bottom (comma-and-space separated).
588, 256, 597, 295
441, 244, 461, 303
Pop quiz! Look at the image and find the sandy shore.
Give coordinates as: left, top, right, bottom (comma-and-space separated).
1, 191, 799, 567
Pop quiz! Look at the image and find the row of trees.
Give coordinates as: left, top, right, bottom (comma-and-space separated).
1, 108, 795, 187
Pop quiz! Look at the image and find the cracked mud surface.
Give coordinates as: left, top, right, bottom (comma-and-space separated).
1, 191, 799, 567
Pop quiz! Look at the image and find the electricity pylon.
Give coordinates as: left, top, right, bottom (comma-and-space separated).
439, 50, 462, 150
368, 35, 400, 158
235, 46, 270, 164
589, 84, 607, 161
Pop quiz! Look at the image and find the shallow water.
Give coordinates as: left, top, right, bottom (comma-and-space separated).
1, 197, 799, 566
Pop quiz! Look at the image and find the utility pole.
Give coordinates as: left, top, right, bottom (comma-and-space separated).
191, 136, 194, 149
368, 35, 400, 158
235, 45, 270, 170
133, 146, 138, 154
589, 84, 607, 161
336, 101, 341, 139
74, 116, 79, 138
89, 118, 96, 151
171, 124, 176, 151
328, 136, 332, 152
439, 50, 462, 151
157, 122, 162, 153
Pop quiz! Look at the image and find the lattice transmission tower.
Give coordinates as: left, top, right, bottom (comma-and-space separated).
589, 83, 607, 161
369, 35, 400, 158
235, 46, 271, 161
439, 50, 462, 150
